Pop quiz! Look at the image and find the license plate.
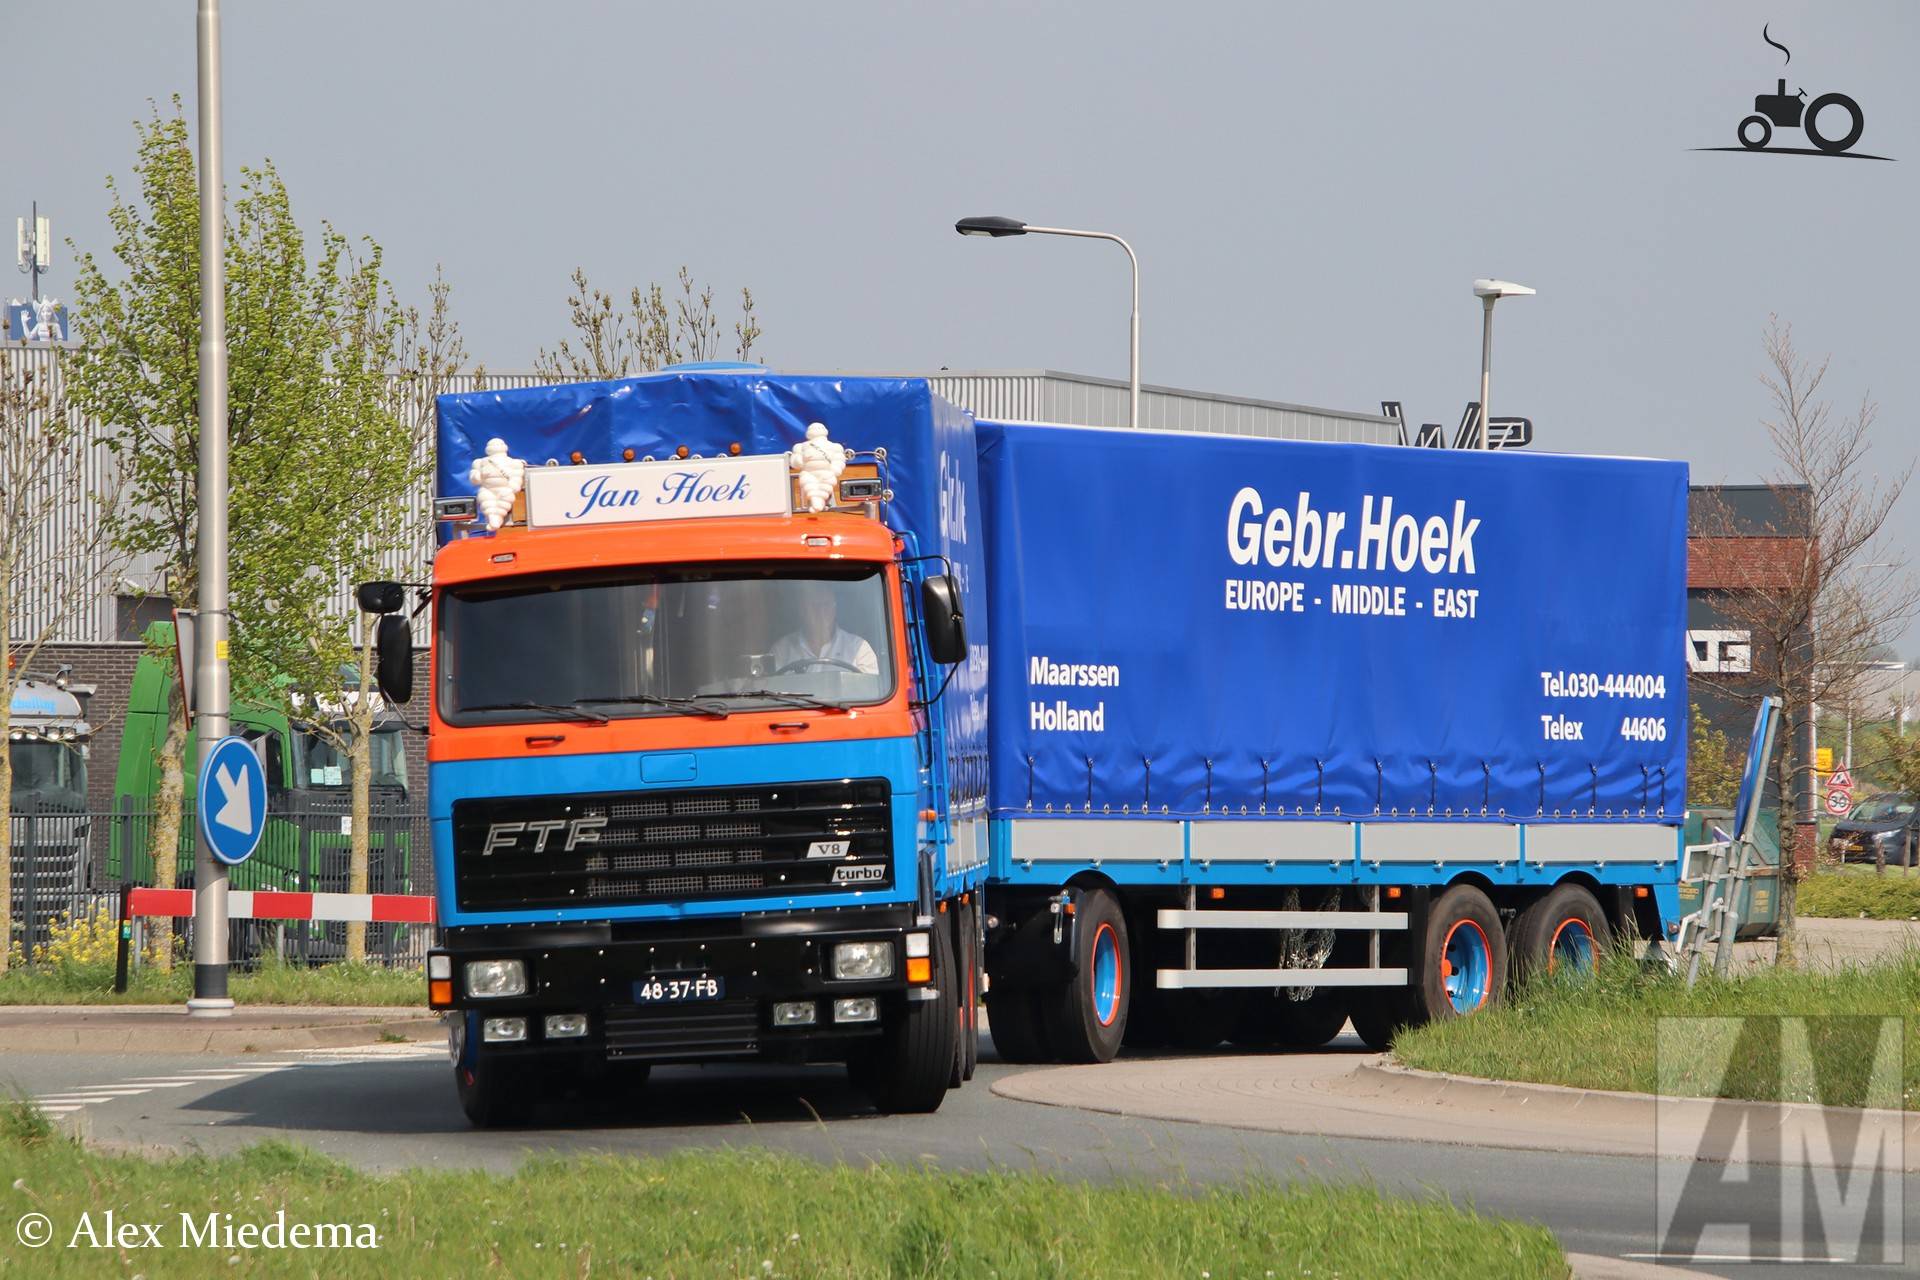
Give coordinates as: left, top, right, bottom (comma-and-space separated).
634, 975, 724, 1004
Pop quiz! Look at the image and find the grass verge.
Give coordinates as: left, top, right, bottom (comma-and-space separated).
1799, 868, 1920, 921
0, 956, 422, 1006
0, 1108, 1567, 1278
1393, 950, 1919, 1109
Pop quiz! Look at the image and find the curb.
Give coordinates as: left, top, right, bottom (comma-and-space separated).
1565, 1254, 1718, 1280
0, 1012, 444, 1055
1363, 1059, 1920, 1159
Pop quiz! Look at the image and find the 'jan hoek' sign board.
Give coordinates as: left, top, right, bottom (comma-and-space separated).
523, 455, 791, 528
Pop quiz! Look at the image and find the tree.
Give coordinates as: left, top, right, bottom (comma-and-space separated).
0, 356, 130, 972
1691, 319, 1916, 965
1686, 703, 1741, 810
534, 266, 761, 381
65, 100, 429, 967
257, 269, 464, 961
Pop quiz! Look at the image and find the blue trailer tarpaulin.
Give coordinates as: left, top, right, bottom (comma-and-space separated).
975, 421, 1688, 824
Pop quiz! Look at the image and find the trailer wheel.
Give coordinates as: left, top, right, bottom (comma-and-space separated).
1411, 884, 1506, 1023
1040, 887, 1129, 1063
851, 922, 956, 1114
1233, 987, 1349, 1050
1347, 988, 1407, 1050
1510, 883, 1611, 985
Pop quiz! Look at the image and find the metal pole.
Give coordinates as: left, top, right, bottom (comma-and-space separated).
188, 0, 233, 1017
1023, 226, 1140, 429
1477, 297, 1495, 450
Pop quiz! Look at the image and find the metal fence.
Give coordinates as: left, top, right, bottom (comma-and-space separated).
6, 792, 431, 969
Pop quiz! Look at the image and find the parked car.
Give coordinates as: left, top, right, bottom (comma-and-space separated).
1828, 793, 1919, 867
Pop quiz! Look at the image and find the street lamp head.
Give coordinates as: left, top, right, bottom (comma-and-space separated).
955, 215, 1028, 238
1473, 278, 1536, 299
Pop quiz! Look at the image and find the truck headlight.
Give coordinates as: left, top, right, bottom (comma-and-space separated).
465, 959, 527, 998
830, 940, 894, 981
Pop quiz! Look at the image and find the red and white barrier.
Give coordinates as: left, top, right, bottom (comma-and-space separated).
125, 886, 436, 925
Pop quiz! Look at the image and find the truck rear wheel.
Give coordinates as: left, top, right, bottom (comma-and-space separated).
1410, 884, 1506, 1023
1040, 887, 1130, 1063
1347, 988, 1408, 1050
851, 923, 956, 1114
952, 899, 981, 1085
1510, 883, 1611, 984
984, 984, 1053, 1062
1233, 987, 1349, 1049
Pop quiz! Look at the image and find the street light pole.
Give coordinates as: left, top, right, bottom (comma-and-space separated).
188, 0, 233, 1018
1471, 279, 1535, 450
955, 216, 1140, 428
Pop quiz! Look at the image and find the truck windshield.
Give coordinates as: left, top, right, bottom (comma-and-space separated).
438, 562, 896, 725
293, 724, 409, 792
8, 740, 86, 809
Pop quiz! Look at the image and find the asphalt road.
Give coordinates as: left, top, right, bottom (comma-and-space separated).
4, 1034, 1912, 1277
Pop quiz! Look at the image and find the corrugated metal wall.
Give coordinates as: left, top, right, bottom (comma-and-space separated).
922, 370, 1396, 443
6, 354, 1393, 643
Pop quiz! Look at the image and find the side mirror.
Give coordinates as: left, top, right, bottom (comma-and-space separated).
357, 581, 406, 615
374, 614, 414, 705
920, 574, 968, 666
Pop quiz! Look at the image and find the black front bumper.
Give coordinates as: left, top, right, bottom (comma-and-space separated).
435, 906, 921, 1064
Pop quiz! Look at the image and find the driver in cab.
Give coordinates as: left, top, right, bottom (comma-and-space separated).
770, 581, 878, 675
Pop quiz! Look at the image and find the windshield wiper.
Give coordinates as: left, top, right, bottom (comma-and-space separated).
571, 693, 731, 719
698, 689, 851, 713
458, 700, 611, 724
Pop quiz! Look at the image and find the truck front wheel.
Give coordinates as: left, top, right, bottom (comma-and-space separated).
851, 924, 956, 1114
451, 1016, 532, 1128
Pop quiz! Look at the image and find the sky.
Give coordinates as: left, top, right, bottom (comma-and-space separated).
6, 0, 1917, 646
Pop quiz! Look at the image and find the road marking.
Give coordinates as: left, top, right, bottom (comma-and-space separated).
35, 1105, 83, 1115
40, 1086, 153, 1097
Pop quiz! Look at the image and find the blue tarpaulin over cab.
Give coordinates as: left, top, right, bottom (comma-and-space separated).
436, 368, 989, 803
973, 421, 1688, 824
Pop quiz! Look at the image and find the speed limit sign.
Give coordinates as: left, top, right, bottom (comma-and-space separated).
1825, 787, 1854, 818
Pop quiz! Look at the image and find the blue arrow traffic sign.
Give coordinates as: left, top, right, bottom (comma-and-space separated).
197, 735, 267, 866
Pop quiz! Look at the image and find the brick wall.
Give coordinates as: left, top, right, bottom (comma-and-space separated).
1688, 536, 1810, 591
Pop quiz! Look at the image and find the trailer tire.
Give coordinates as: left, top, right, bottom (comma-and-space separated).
1164, 990, 1242, 1052
1041, 887, 1129, 1063
851, 923, 956, 1114
1233, 987, 1349, 1050
1347, 988, 1408, 1050
1411, 884, 1505, 1023
1510, 883, 1611, 985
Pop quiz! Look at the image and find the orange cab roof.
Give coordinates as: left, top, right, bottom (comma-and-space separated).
433, 509, 898, 587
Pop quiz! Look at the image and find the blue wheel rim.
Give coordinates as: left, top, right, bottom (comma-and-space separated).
1091, 923, 1122, 1026
1549, 918, 1594, 973
1442, 919, 1491, 1013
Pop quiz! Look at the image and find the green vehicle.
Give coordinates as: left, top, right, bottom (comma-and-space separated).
109, 623, 414, 912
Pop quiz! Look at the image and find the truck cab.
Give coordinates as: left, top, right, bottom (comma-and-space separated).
8, 673, 94, 943
386, 381, 986, 1125
110, 624, 414, 896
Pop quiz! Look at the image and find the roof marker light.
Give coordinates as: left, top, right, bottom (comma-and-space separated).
569, 450, 586, 465
675, 445, 690, 459
729, 442, 742, 456
622, 448, 636, 462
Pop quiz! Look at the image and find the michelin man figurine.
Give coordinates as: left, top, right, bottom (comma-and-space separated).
788, 422, 847, 513
468, 437, 526, 531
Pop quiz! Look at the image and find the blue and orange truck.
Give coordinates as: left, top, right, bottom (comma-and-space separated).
361, 367, 1688, 1125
